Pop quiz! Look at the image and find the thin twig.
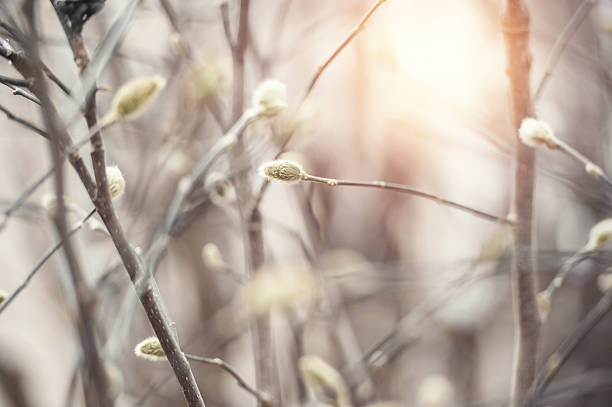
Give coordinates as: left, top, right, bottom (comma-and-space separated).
302, 174, 514, 225
159, 0, 192, 58
0, 78, 40, 104
501, 1, 541, 403
525, 290, 612, 406
0, 103, 47, 137
185, 353, 271, 403
0, 166, 53, 230
300, 0, 387, 104
0, 74, 29, 87
551, 136, 612, 191
0, 208, 96, 316
533, 0, 597, 101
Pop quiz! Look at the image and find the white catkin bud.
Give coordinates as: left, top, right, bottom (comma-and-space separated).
134, 336, 166, 361
258, 159, 305, 184
106, 75, 166, 124
585, 162, 604, 178
417, 374, 454, 407
106, 166, 125, 199
536, 291, 551, 322
299, 355, 351, 407
587, 218, 612, 250
518, 118, 558, 149
252, 79, 287, 116
597, 273, 612, 293
201, 243, 225, 271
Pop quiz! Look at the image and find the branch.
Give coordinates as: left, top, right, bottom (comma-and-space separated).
525, 290, 612, 406
533, 0, 597, 101
185, 353, 271, 404
50, 3, 206, 403
300, 0, 387, 104
501, 1, 541, 402
0, 208, 95, 315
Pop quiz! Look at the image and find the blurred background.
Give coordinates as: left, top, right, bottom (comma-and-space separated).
1, 0, 612, 406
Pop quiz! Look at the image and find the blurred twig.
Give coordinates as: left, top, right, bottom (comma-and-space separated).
300, 0, 387, 104
534, 0, 597, 102
525, 291, 612, 406
0, 209, 95, 314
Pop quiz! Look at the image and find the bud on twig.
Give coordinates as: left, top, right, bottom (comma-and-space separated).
518, 118, 558, 149
106, 166, 125, 199
134, 336, 166, 361
252, 79, 287, 116
258, 159, 305, 184
102, 75, 166, 126
299, 355, 351, 407
587, 218, 612, 250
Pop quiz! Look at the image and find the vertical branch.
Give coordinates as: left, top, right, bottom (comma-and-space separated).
20, 2, 112, 405
48, 3, 207, 406
501, 1, 541, 402
232, 0, 249, 122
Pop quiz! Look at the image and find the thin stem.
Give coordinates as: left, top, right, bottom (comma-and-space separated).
301, 0, 387, 104
159, 0, 192, 58
0, 79, 40, 104
553, 137, 612, 191
0, 208, 96, 316
0, 74, 30, 87
502, 1, 541, 403
0, 103, 47, 138
185, 353, 271, 404
541, 247, 590, 300
533, 0, 597, 101
302, 173, 514, 225
230, 0, 249, 122
0, 167, 54, 230
525, 290, 612, 406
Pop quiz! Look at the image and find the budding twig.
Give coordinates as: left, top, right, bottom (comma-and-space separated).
0, 208, 96, 316
258, 160, 514, 225
185, 353, 271, 403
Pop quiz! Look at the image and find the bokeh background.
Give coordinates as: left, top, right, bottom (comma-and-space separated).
1, 0, 612, 406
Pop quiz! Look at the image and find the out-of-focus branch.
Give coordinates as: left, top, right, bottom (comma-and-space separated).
525, 290, 612, 406
300, 0, 387, 104
501, 1, 541, 403
534, 0, 597, 101
0, 208, 96, 316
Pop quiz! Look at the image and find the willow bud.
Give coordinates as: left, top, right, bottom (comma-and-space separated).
258, 159, 305, 184
106, 166, 125, 199
104, 75, 166, 125
518, 118, 558, 149
134, 336, 166, 361
252, 79, 287, 116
